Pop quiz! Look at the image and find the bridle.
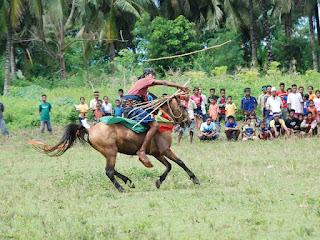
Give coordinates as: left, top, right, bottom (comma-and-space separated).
158, 97, 185, 124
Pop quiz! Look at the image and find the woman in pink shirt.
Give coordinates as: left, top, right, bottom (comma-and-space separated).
124, 69, 190, 168
190, 87, 203, 130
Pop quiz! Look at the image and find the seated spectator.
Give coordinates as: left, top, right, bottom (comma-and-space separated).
178, 94, 197, 145
259, 121, 273, 140
93, 103, 105, 124
300, 111, 318, 136
297, 114, 304, 130
114, 100, 124, 117
209, 96, 220, 132
198, 116, 219, 141
303, 94, 309, 116
225, 96, 237, 120
73, 97, 89, 124
307, 99, 318, 119
102, 96, 112, 116
285, 109, 302, 135
242, 118, 257, 141
249, 111, 260, 127
269, 113, 288, 137
225, 116, 240, 141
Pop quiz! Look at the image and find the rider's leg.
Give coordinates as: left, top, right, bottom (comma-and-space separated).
137, 121, 159, 168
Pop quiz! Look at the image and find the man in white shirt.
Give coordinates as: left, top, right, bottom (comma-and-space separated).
178, 95, 197, 144
90, 91, 100, 111
199, 87, 207, 121
266, 87, 283, 119
287, 84, 303, 117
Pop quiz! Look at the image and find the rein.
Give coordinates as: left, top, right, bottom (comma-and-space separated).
158, 98, 183, 124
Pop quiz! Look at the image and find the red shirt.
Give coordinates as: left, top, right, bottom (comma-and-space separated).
190, 94, 203, 107
219, 97, 226, 115
276, 90, 287, 109
127, 78, 156, 101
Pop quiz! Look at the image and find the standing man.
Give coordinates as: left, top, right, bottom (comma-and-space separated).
90, 91, 100, 111
208, 88, 219, 104
39, 94, 52, 134
266, 87, 283, 120
0, 101, 9, 136
258, 86, 267, 118
102, 96, 113, 116
287, 84, 303, 117
241, 88, 257, 120
276, 83, 288, 120
218, 89, 226, 124
118, 89, 125, 103
199, 87, 207, 121
299, 86, 304, 98
307, 86, 316, 100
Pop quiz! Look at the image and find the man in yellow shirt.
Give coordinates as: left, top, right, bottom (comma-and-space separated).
269, 113, 288, 137
225, 96, 237, 121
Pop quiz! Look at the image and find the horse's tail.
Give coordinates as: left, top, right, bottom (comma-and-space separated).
28, 124, 89, 157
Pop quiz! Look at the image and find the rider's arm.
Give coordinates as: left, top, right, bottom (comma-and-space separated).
153, 80, 189, 92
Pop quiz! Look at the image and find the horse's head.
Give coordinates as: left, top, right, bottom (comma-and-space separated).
161, 96, 189, 125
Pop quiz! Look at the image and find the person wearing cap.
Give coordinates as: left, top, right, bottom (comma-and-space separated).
241, 88, 257, 120
276, 83, 288, 120
269, 113, 288, 137
124, 68, 190, 168
258, 86, 267, 117
266, 87, 283, 121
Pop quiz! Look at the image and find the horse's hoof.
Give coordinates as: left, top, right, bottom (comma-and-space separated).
118, 187, 125, 192
129, 183, 135, 188
192, 177, 200, 185
156, 179, 161, 189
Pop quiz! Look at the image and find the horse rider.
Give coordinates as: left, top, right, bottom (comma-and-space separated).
123, 68, 190, 168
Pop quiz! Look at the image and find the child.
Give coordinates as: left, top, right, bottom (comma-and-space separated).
73, 97, 89, 124
93, 103, 105, 124
300, 111, 318, 136
258, 121, 273, 140
313, 90, 320, 124
225, 116, 240, 140
242, 118, 257, 141
307, 99, 318, 119
249, 111, 260, 127
209, 96, 220, 132
225, 96, 237, 120
303, 94, 309, 116
114, 100, 124, 117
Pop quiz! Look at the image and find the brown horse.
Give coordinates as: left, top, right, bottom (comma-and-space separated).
32, 97, 200, 192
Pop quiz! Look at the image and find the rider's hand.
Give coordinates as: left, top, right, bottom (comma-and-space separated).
180, 86, 191, 93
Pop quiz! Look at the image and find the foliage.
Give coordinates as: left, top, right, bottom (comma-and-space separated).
134, 14, 201, 73
211, 66, 228, 76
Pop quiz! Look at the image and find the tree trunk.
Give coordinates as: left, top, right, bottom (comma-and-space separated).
315, 2, 320, 45
284, 11, 292, 38
4, 32, 12, 95
262, 0, 273, 64
10, 42, 17, 77
109, 41, 115, 75
309, 13, 318, 71
60, 54, 66, 79
249, 0, 257, 67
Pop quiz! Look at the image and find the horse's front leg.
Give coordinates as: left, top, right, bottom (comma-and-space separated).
164, 149, 200, 185
153, 154, 172, 188
105, 155, 125, 192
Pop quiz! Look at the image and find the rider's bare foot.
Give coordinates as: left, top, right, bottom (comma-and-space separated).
137, 150, 153, 168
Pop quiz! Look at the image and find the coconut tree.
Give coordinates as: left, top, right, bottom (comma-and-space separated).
260, 0, 273, 64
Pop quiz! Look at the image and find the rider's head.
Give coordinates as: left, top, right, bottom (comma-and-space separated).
142, 68, 156, 79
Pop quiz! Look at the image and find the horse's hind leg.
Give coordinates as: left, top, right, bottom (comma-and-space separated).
105, 156, 125, 192
164, 149, 200, 185
154, 155, 172, 189
114, 170, 135, 188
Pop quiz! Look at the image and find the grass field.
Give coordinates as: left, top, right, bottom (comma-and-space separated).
1, 127, 320, 239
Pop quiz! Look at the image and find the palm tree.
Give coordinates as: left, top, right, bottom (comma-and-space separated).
261, 0, 273, 64
273, 0, 295, 38
309, 12, 318, 71
79, 0, 157, 74
249, 0, 258, 67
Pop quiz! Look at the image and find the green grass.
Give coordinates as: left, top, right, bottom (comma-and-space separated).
1, 128, 320, 239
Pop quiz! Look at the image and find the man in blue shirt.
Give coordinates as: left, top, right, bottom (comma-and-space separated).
198, 116, 219, 140
114, 100, 124, 117
225, 116, 240, 140
241, 88, 257, 120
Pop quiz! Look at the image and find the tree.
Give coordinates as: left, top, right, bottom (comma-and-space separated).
309, 12, 318, 71
249, 0, 258, 67
261, 0, 273, 64
134, 15, 201, 72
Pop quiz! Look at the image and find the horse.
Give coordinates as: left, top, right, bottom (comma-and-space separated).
31, 97, 200, 192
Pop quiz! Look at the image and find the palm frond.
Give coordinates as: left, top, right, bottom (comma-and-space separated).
9, 0, 24, 28
114, 0, 140, 18
27, 0, 43, 19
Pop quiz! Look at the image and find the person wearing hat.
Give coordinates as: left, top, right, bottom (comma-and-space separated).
269, 113, 288, 137
241, 87, 257, 120
258, 86, 267, 118
123, 68, 190, 168
266, 87, 283, 121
